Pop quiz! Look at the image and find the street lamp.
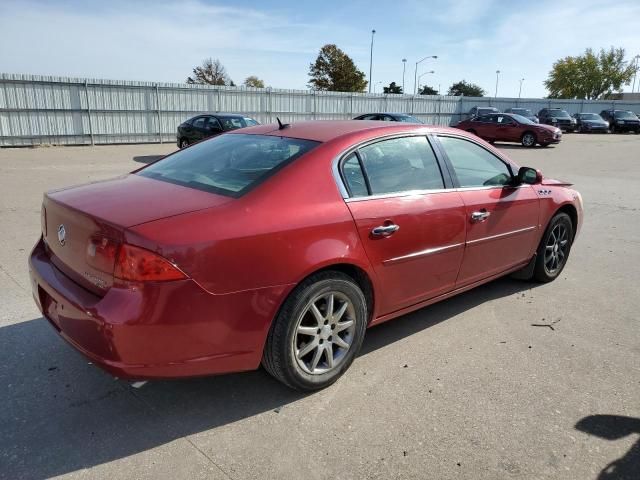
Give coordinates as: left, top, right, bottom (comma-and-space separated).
368, 29, 376, 93
417, 70, 435, 94
414, 55, 438, 95
518, 78, 525, 99
494, 70, 501, 98
402, 59, 407, 93
632, 55, 640, 93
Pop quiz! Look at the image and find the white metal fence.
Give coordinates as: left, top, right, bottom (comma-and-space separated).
2, 73, 639, 146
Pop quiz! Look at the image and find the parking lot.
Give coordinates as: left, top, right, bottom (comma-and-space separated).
1, 134, 639, 479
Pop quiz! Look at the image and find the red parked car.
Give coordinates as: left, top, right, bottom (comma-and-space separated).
29, 121, 583, 391
457, 112, 562, 147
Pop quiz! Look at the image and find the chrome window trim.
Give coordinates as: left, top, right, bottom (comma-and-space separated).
383, 242, 465, 266
344, 184, 526, 203
466, 226, 537, 246
331, 130, 447, 200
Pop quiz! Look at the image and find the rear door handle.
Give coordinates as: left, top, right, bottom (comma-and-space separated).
471, 210, 491, 222
371, 224, 400, 236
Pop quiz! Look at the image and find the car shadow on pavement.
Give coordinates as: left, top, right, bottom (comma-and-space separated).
0, 277, 537, 479
575, 415, 640, 479
132, 155, 164, 164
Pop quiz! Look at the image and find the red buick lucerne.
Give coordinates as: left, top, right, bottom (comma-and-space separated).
456, 112, 562, 147
29, 121, 583, 391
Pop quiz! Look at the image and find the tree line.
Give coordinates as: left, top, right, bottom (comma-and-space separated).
187, 45, 638, 100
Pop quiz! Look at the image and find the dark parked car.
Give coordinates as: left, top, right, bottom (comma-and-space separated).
467, 106, 500, 119
505, 108, 538, 123
353, 113, 423, 123
538, 108, 577, 132
599, 110, 640, 133
177, 113, 259, 148
572, 113, 609, 133
456, 113, 562, 147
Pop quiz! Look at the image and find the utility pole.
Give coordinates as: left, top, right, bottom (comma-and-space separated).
518, 78, 525, 99
368, 29, 376, 93
402, 59, 407, 93
495, 70, 501, 98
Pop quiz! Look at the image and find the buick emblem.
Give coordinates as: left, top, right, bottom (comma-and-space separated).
57, 224, 66, 246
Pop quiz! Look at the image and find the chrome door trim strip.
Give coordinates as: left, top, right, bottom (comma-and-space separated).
345, 188, 451, 203
383, 242, 465, 266
466, 225, 537, 246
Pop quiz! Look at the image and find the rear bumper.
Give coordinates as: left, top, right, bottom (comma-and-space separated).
29, 238, 289, 379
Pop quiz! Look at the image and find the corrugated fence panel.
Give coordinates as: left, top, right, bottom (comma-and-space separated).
1, 73, 639, 146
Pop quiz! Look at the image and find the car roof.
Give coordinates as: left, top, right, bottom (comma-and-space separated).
229, 120, 454, 142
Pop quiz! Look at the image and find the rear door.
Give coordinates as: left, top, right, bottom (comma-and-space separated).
435, 134, 539, 287
342, 135, 467, 314
475, 114, 498, 140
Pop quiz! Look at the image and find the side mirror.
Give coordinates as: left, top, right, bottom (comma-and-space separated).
517, 166, 543, 185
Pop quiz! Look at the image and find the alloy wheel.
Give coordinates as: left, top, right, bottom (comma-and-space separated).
293, 292, 356, 375
522, 133, 535, 147
544, 224, 569, 275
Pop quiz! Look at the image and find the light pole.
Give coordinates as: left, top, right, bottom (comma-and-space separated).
368, 29, 376, 93
632, 55, 640, 93
494, 70, 501, 98
414, 55, 438, 95
518, 78, 525, 99
417, 70, 435, 94
402, 59, 407, 93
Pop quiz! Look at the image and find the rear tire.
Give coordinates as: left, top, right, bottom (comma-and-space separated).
179, 138, 189, 149
262, 272, 367, 391
533, 212, 573, 283
521, 132, 536, 148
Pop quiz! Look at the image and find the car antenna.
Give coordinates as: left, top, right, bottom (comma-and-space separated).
276, 117, 290, 130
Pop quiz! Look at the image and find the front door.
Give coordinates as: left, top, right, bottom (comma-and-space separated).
342, 136, 467, 315
495, 114, 521, 142
435, 134, 540, 287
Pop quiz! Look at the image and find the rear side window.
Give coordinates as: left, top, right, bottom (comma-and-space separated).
342, 153, 368, 197
356, 136, 444, 195
139, 134, 319, 197
438, 136, 512, 187
192, 117, 206, 128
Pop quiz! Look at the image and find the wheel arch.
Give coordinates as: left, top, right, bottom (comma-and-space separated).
556, 203, 578, 240
521, 130, 537, 141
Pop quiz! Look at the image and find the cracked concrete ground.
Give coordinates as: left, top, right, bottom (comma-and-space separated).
1, 134, 639, 479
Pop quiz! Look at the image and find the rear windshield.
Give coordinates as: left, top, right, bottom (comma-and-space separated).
138, 134, 319, 197
614, 111, 638, 119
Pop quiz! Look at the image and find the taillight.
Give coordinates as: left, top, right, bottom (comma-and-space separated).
114, 244, 186, 282
41, 205, 47, 236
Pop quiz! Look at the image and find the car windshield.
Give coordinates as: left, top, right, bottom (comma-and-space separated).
138, 134, 319, 197
395, 114, 424, 123
614, 111, 638, 119
579, 114, 602, 120
510, 109, 532, 116
548, 110, 570, 118
512, 114, 536, 125
218, 116, 258, 130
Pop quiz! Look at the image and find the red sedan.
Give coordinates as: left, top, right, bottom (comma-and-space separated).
29, 121, 583, 390
457, 112, 562, 147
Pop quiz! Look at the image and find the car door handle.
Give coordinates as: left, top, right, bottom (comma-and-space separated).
471, 210, 491, 222
371, 224, 400, 236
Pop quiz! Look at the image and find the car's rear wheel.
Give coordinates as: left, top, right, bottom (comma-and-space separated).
179, 138, 189, 149
521, 132, 536, 148
262, 271, 367, 391
533, 212, 573, 282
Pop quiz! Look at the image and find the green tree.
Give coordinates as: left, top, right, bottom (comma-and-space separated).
244, 76, 265, 88
419, 85, 438, 95
187, 58, 233, 86
383, 81, 403, 94
308, 44, 368, 92
447, 80, 485, 97
545, 47, 637, 99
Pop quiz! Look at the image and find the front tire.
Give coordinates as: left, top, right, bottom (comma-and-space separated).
262, 272, 367, 391
521, 132, 536, 148
179, 138, 189, 149
533, 213, 573, 282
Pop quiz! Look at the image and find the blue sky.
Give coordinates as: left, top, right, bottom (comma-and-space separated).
1, 0, 639, 98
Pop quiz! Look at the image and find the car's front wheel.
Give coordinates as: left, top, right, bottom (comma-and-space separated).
533, 212, 574, 282
521, 132, 536, 148
179, 138, 189, 149
262, 271, 367, 391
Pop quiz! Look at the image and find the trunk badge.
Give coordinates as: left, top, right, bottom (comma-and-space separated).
57, 224, 66, 246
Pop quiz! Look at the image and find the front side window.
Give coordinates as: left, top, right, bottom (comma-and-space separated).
438, 136, 512, 187
356, 136, 444, 195
139, 134, 319, 197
